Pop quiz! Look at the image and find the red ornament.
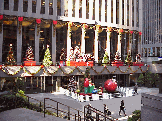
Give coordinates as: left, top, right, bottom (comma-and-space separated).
75, 66, 77, 68
105, 66, 106, 68
130, 31, 133, 34
104, 79, 117, 92
119, 29, 123, 33
18, 17, 23, 22
21, 65, 23, 68
0, 15, 3, 20
0, 65, 2, 69
129, 65, 130, 67
139, 32, 142, 35
59, 65, 61, 68
53, 20, 57, 25
41, 65, 44, 68
84, 78, 89, 87
84, 24, 88, 28
36, 19, 41, 24
148, 65, 150, 67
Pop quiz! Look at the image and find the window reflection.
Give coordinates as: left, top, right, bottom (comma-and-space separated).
4, 0, 9, 10
14, 0, 18, 11
49, 0, 53, 15
40, 0, 45, 14
32, 0, 36, 13
23, 0, 28, 12
57, 0, 61, 16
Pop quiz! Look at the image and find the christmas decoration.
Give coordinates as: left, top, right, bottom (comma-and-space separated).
36, 19, 41, 36
139, 32, 142, 35
18, 17, 23, 34
136, 53, 142, 62
104, 79, 117, 92
102, 50, 110, 66
36, 19, 41, 24
43, 45, 53, 67
1, 66, 21, 76
84, 78, 89, 87
0, 15, 3, 20
84, 67, 91, 79
74, 46, 81, 61
25, 46, 34, 61
6, 44, 16, 66
115, 51, 121, 61
68, 76, 77, 92
18, 17, 23, 22
125, 50, 133, 66
53, 20, 57, 25
130, 31, 133, 34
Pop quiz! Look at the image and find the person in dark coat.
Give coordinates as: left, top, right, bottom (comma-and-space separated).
134, 84, 138, 94
119, 100, 126, 116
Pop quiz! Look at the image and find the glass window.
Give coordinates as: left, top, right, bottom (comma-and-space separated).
23, 0, 28, 12
49, 0, 53, 15
153, 47, 155, 56
40, 0, 45, 14
122, 0, 124, 25
157, 47, 160, 57
79, 0, 82, 18
145, 48, 147, 57
14, 0, 18, 11
127, 0, 129, 26
72, 0, 75, 17
111, 0, 113, 23
32, 0, 36, 13
92, 0, 95, 20
57, 0, 61, 16
116, 0, 119, 24
4, 0, 9, 10
148, 48, 150, 56
105, 0, 107, 22
132, 0, 134, 27
64, 0, 68, 17
136, 0, 139, 27
99, 0, 101, 21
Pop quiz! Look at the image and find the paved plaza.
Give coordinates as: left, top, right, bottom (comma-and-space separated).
0, 87, 160, 121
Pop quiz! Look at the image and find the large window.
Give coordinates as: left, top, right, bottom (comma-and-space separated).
57, 0, 61, 16
157, 47, 160, 57
64, 0, 68, 16
111, 0, 113, 23
136, 0, 139, 27
14, 0, 18, 11
116, 0, 119, 24
92, 0, 95, 20
79, 0, 82, 18
23, 0, 28, 12
145, 48, 147, 57
72, 0, 75, 17
4, 0, 9, 10
105, 0, 107, 22
2, 18, 17, 63
40, 0, 45, 14
86, 0, 89, 19
99, 0, 101, 21
32, 0, 36, 13
122, 0, 124, 25
85, 29, 94, 54
49, 0, 53, 15
132, 0, 134, 27
127, 0, 129, 26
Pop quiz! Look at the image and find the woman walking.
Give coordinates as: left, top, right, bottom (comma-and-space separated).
119, 100, 127, 116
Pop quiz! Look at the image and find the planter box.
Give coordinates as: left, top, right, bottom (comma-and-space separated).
112, 61, 124, 66
133, 62, 144, 66
24, 61, 36, 66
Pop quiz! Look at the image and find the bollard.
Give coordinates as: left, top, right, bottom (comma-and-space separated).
75, 114, 76, 121
68, 106, 70, 120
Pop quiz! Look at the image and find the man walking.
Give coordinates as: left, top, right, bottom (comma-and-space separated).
119, 100, 126, 116
134, 84, 138, 94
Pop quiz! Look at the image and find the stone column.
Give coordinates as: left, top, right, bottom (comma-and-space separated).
31, 77, 33, 89
56, 76, 61, 92
129, 32, 133, 54
101, 0, 105, 22
67, 22, 72, 61
35, 22, 40, 65
94, 25, 99, 63
106, 28, 111, 60
52, 76, 53, 92
82, 0, 86, 19
118, 32, 122, 54
95, 0, 99, 21
81, 24, 86, 54
37, 77, 38, 87
68, 0, 72, 17
119, 0, 122, 25
75, 0, 79, 18
44, 76, 45, 92
113, 0, 116, 24
89, 0, 93, 20
124, 0, 127, 26
41, 76, 42, 92
17, 19, 22, 65
107, 0, 111, 24
52, 22, 56, 65
61, 0, 65, 16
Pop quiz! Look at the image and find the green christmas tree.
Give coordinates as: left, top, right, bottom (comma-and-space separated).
102, 51, 109, 66
145, 71, 153, 87
26, 46, 34, 61
43, 45, 53, 66
6, 44, 16, 65
137, 73, 144, 85
125, 51, 133, 65
84, 67, 91, 79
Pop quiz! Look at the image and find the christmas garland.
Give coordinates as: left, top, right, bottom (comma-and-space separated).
0, 65, 149, 76
1, 66, 22, 76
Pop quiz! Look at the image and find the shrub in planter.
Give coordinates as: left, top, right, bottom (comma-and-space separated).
128, 110, 141, 121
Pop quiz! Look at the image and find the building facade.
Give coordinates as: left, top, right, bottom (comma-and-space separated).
142, 0, 162, 64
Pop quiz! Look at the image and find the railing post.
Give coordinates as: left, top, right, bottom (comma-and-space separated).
57, 102, 58, 117
104, 104, 106, 121
68, 106, 70, 120
78, 110, 79, 121
28, 96, 29, 109
44, 98, 45, 117
96, 112, 99, 121
75, 114, 76, 121
40, 102, 41, 112
84, 106, 85, 121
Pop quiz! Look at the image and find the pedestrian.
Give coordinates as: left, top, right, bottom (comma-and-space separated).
119, 100, 126, 116
104, 104, 111, 116
134, 84, 138, 94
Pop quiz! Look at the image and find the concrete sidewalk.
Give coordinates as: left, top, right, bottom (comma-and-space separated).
0, 108, 67, 121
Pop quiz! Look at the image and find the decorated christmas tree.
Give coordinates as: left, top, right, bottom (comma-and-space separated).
68, 76, 77, 92
125, 50, 133, 65
43, 45, 53, 66
84, 67, 91, 79
115, 51, 121, 61
102, 51, 109, 66
26, 46, 34, 61
6, 44, 16, 65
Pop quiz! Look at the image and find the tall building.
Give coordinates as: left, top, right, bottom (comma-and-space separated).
142, 0, 162, 64
0, 0, 145, 93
